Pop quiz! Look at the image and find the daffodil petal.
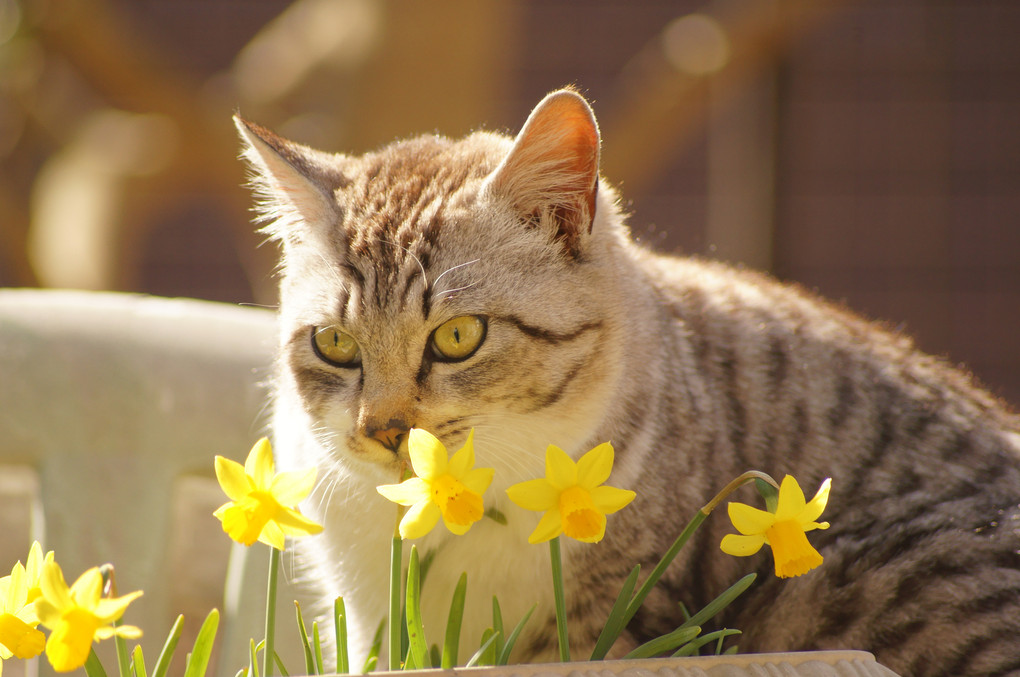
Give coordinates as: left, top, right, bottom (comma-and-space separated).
576, 442, 615, 489
39, 563, 72, 612
4, 564, 25, 608
400, 501, 441, 540
544, 445, 577, 490
377, 477, 430, 506
506, 478, 559, 512
442, 514, 473, 536
589, 485, 636, 514
257, 521, 286, 550
727, 501, 775, 536
462, 466, 494, 496
95, 624, 142, 640
270, 467, 318, 506
447, 429, 475, 478
247, 438, 276, 490
68, 568, 104, 609
92, 591, 143, 624
214, 456, 251, 502
775, 475, 808, 520
800, 478, 831, 524
527, 510, 563, 544
407, 429, 447, 481
720, 533, 766, 556
274, 506, 324, 537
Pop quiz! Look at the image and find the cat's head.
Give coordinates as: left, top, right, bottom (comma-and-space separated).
237, 89, 634, 485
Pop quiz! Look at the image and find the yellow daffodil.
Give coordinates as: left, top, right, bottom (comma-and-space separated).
507, 443, 636, 544
213, 437, 324, 550
0, 542, 53, 671
377, 428, 494, 539
0, 567, 44, 669
33, 562, 142, 672
720, 475, 831, 578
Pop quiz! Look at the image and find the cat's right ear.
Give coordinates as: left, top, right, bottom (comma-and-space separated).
483, 88, 601, 259
234, 116, 343, 246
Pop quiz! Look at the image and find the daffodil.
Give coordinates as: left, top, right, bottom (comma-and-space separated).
213, 437, 324, 549
720, 474, 831, 578
507, 443, 635, 544
0, 541, 53, 673
33, 562, 142, 672
0, 565, 44, 671
377, 428, 494, 539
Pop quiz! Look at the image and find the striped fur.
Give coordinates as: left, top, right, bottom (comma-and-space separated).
237, 89, 1020, 677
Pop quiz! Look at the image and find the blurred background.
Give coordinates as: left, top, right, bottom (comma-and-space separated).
1, 0, 1018, 403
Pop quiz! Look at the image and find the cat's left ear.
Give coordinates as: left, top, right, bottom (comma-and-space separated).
484, 88, 600, 258
234, 116, 344, 247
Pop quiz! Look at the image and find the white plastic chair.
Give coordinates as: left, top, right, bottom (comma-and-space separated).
0, 289, 303, 677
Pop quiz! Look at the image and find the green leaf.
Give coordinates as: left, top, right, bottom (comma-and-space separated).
497, 603, 537, 665
84, 647, 109, 677
130, 645, 147, 677
151, 614, 184, 677
678, 574, 756, 632
441, 573, 468, 669
672, 629, 741, 657
249, 639, 260, 677
294, 602, 317, 675
404, 546, 430, 669
362, 619, 384, 673
334, 597, 349, 674
465, 630, 498, 667
491, 596, 505, 661
622, 626, 701, 659
589, 564, 641, 660
312, 621, 324, 675
184, 608, 220, 677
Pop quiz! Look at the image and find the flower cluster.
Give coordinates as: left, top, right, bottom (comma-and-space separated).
1, 431, 832, 676
0, 542, 142, 674
376, 432, 639, 545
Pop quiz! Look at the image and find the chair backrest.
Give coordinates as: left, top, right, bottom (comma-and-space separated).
0, 289, 303, 677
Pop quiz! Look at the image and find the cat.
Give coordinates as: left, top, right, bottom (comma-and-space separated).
235, 88, 1020, 677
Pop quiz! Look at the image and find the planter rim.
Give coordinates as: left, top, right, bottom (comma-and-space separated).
367, 650, 895, 677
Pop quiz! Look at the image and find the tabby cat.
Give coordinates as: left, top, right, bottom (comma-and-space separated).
236, 88, 1020, 677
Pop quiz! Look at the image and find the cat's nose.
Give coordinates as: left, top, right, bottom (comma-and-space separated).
368, 422, 409, 452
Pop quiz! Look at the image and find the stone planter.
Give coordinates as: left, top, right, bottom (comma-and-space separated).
370, 652, 900, 677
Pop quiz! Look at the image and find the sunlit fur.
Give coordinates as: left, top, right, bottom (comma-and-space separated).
238, 90, 1020, 677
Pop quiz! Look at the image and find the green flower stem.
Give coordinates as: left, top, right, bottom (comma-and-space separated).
548, 537, 570, 663
264, 546, 281, 677
389, 534, 403, 671
591, 470, 777, 660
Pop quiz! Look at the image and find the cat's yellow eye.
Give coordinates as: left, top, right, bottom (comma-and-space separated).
312, 326, 362, 367
431, 315, 486, 361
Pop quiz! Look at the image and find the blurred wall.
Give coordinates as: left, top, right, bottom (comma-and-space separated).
1, 0, 1018, 402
